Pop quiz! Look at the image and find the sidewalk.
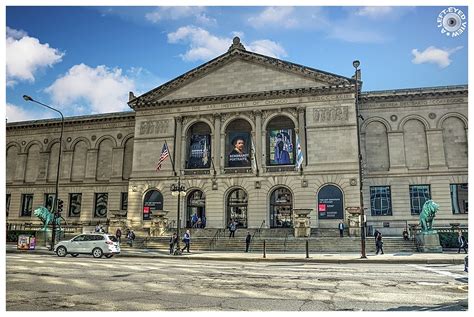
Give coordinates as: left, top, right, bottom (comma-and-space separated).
5, 243, 467, 264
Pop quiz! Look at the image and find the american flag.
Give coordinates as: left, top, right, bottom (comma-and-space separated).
156, 143, 169, 171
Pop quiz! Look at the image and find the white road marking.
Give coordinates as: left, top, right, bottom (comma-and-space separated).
407, 264, 466, 279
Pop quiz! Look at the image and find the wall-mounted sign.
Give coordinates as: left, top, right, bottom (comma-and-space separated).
318, 185, 344, 219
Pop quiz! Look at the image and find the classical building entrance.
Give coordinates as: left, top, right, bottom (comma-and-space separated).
186, 189, 206, 228
270, 187, 293, 228
226, 188, 248, 228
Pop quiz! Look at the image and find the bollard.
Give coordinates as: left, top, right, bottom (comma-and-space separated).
263, 240, 266, 258
306, 240, 309, 258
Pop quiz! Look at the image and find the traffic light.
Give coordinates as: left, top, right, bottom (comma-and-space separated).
57, 199, 64, 214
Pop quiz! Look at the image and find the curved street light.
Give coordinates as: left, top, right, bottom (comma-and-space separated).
23, 95, 64, 251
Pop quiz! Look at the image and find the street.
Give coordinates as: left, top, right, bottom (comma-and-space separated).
6, 253, 468, 311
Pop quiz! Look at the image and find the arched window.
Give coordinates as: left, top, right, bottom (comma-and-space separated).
186, 190, 206, 228
267, 116, 295, 166
71, 140, 88, 181
186, 122, 211, 169
225, 119, 252, 168
226, 188, 248, 228
97, 139, 113, 180
317, 185, 344, 220
442, 117, 467, 168
403, 119, 428, 169
270, 187, 293, 228
143, 190, 163, 220
6, 145, 19, 183
25, 144, 40, 183
122, 137, 134, 179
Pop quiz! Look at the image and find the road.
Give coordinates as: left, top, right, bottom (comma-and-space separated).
6, 253, 468, 311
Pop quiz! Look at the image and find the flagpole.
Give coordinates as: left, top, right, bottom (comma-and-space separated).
164, 140, 176, 176
250, 134, 259, 176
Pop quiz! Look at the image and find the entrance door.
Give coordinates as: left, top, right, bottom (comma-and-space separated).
187, 190, 206, 228
270, 187, 293, 228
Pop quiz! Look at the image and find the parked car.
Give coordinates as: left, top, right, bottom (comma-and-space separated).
54, 233, 120, 258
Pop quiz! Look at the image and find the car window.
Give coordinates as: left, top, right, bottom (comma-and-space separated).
108, 235, 118, 242
92, 235, 105, 241
72, 235, 86, 242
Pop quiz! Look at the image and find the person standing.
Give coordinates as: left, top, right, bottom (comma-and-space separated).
115, 228, 122, 243
338, 221, 345, 237
169, 232, 178, 255
127, 230, 135, 247
458, 231, 468, 254
245, 231, 251, 252
375, 232, 384, 255
229, 220, 237, 238
181, 230, 191, 253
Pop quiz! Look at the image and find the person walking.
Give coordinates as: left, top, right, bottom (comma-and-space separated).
181, 230, 191, 253
169, 232, 178, 255
127, 229, 135, 247
228, 220, 237, 238
338, 221, 345, 237
457, 231, 468, 254
245, 231, 251, 252
115, 228, 122, 243
375, 232, 384, 255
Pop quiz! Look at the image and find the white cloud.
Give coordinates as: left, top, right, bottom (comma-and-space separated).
168, 26, 287, 61
45, 64, 135, 114
411, 46, 463, 68
248, 7, 298, 29
145, 7, 216, 26
6, 103, 50, 122
6, 27, 64, 86
355, 7, 394, 19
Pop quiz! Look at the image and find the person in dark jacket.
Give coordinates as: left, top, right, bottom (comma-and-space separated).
181, 230, 191, 253
245, 231, 251, 252
458, 231, 468, 254
338, 221, 345, 237
228, 220, 237, 238
375, 232, 384, 255
169, 232, 178, 255
115, 228, 122, 243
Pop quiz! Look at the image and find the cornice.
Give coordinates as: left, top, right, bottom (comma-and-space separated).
361, 85, 467, 103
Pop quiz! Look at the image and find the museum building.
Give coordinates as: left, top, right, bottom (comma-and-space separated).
6, 38, 468, 235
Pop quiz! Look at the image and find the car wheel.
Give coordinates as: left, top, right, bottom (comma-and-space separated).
71, 253, 79, 257
105, 254, 114, 258
56, 246, 67, 257
92, 248, 103, 258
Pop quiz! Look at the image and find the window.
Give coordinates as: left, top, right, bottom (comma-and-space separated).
186, 122, 211, 169
270, 187, 293, 228
225, 119, 252, 169
267, 116, 295, 166
409, 185, 431, 215
6, 194, 11, 218
94, 193, 108, 218
370, 186, 392, 216
120, 192, 128, 211
450, 184, 468, 214
44, 193, 56, 211
226, 188, 248, 228
21, 194, 34, 217
69, 193, 82, 217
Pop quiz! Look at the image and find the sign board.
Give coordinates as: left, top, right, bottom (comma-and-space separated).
318, 185, 344, 219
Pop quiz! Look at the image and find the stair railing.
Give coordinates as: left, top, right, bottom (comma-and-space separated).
283, 231, 289, 253
209, 228, 222, 251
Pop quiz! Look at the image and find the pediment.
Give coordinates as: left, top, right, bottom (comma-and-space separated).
130, 38, 353, 107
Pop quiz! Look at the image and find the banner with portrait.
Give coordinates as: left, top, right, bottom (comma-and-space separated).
187, 134, 211, 169
269, 129, 294, 165
227, 132, 251, 167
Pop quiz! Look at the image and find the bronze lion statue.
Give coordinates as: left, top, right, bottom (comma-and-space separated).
34, 206, 63, 231
419, 200, 439, 232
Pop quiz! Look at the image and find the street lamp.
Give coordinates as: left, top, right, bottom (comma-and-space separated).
23, 95, 64, 251
352, 61, 367, 259
170, 178, 186, 254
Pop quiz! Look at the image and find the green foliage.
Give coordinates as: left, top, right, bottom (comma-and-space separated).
7, 230, 36, 242
439, 231, 469, 248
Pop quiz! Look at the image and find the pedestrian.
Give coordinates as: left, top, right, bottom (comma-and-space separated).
95, 224, 100, 232
245, 231, 251, 252
338, 221, 345, 237
375, 232, 384, 255
99, 225, 105, 233
228, 219, 237, 238
127, 229, 135, 247
115, 228, 122, 243
191, 213, 198, 228
373, 228, 381, 248
402, 228, 409, 241
169, 232, 177, 255
181, 230, 191, 253
457, 231, 468, 254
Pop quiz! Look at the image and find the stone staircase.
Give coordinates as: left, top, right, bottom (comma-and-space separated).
120, 228, 418, 254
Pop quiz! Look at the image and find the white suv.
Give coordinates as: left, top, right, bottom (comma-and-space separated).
54, 233, 120, 258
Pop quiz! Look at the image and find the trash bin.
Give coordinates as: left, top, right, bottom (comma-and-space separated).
367, 225, 373, 237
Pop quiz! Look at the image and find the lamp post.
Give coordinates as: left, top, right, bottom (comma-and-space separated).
23, 95, 64, 251
170, 178, 186, 254
352, 61, 367, 259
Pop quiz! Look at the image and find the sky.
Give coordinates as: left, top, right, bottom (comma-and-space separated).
3, 2, 469, 122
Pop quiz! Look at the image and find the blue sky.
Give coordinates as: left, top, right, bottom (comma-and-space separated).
4, 5, 469, 122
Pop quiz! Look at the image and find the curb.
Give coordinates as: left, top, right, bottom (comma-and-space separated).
6, 249, 465, 265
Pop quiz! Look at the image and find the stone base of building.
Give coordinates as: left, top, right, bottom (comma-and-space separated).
416, 231, 443, 253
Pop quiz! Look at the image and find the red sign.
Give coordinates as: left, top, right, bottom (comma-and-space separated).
143, 207, 150, 213
318, 204, 326, 212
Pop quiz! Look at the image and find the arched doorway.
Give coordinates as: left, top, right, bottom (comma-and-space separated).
270, 187, 293, 228
226, 188, 248, 228
186, 190, 206, 228
143, 190, 163, 220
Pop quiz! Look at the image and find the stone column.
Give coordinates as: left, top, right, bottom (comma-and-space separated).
213, 114, 221, 175
175, 116, 183, 174
220, 116, 226, 173
297, 107, 306, 165
254, 110, 263, 173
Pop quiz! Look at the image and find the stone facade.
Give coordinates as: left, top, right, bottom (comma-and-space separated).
6, 38, 468, 235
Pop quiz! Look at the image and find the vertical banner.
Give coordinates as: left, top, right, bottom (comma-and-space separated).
227, 132, 251, 167
187, 134, 211, 169
269, 129, 294, 165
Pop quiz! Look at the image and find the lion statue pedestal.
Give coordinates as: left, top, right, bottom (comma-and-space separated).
415, 200, 442, 253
